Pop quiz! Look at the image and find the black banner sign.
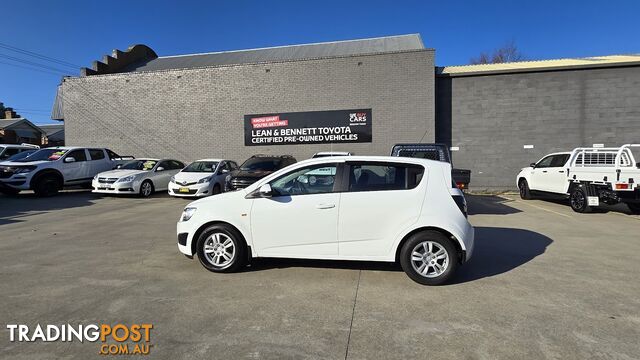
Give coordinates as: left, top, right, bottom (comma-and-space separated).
244, 109, 372, 146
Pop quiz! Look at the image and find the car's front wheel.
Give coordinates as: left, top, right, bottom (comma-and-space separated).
519, 179, 532, 200
196, 224, 246, 273
139, 180, 154, 198
400, 230, 458, 285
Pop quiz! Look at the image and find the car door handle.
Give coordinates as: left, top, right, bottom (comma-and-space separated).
316, 204, 335, 209
542, 170, 548, 173
558, 170, 565, 173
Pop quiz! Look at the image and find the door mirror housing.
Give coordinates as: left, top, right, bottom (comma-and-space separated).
64, 157, 76, 163
156, 166, 165, 172
530, 163, 537, 168
636, 162, 640, 169
220, 168, 229, 174
258, 184, 272, 197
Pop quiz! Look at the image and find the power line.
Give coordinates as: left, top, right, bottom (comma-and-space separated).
0, 59, 64, 77
0, 53, 71, 74
0, 41, 81, 69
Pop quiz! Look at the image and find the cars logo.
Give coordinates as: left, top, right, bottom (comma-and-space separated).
349, 112, 367, 122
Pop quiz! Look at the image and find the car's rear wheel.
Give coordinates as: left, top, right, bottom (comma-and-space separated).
627, 202, 640, 215
33, 175, 61, 197
196, 224, 246, 272
400, 230, 458, 285
139, 180, 154, 198
570, 186, 592, 213
519, 179, 532, 200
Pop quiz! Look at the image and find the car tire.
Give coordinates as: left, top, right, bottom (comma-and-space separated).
519, 179, 532, 200
212, 184, 221, 195
196, 224, 246, 273
139, 180, 154, 198
569, 186, 592, 213
399, 230, 458, 286
33, 175, 61, 197
627, 203, 640, 215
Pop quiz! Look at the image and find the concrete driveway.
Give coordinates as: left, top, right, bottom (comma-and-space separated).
1, 191, 639, 359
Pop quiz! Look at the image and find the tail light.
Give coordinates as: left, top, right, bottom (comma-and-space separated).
456, 182, 466, 190
615, 183, 629, 190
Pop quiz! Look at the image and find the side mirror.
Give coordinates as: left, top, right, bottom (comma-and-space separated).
221, 168, 229, 174
636, 162, 640, 169
156, 167, 165, 172
530, 163, 537, 168
115, 164, 123, 169
64, 157, 76, 163
258, 184, 272, 197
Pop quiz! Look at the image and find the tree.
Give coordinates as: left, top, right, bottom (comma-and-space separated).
470, 40, 526, 64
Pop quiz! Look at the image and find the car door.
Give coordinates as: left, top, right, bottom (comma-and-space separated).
337, 162, 425, 258
61, 149, 90, 184
87, 149, 110, 175
250, 163, 341, 258
547, 154, 570, 193
529, 155, 555, 191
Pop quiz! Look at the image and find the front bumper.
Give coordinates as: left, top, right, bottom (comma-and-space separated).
0, 174, 32, 190
168, 182, 211, 197
92, 180, 138, 195
177, 220, 196, 256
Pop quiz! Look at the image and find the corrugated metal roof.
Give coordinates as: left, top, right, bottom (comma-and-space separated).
438, 54, 640, 76
127, 34, 425, 72
38, 124, 64, 136
0, 118, 24, 128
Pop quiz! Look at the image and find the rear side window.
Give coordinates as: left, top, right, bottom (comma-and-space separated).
66, 149, 87, 162
348, 163, 424, 192
88, 149, 105, 160
170, 160, 185, 170
106, 149, 120, 160
1, 147, 20, 159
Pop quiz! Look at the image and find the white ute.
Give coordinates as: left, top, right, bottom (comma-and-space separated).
0, 147, 132, 196
177, 156, 474, 285
517, 144, 640, 213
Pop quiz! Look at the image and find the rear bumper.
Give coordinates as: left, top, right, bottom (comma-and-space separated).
461, 221, 475, 263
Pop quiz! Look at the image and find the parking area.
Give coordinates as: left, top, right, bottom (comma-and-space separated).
1, 191, 639, 359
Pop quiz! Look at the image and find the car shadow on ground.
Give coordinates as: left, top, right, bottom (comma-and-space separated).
245, 226, 553, 284
0, 189, 97, 226
466, 194, 522, 215
450, 226, 552, 284
529, 196, 636, 215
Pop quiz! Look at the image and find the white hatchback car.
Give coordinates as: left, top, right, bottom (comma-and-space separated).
168, 159, 239, 198
177, 156, 474, 285
93, 158, 185, 197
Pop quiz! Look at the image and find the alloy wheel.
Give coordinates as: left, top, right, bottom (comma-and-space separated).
410, 241, 450, 278
141, 182, 152, 197
571, 190, 585, 210
203, 233, 235, 268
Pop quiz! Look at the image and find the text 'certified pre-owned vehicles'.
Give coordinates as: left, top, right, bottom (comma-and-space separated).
517, 144, 640, 213
0, 147, 132, 196
177, 156, 474, 285
93, 159, 185, 197
169, 159, 239, 198
225, 154, 296, 191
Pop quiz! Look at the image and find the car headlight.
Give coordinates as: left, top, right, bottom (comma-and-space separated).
14, 166, 37, 174
181, 207, 197, 221
170, 176, 175, 183
117, 175, 136, 183
197, 176, 212, 184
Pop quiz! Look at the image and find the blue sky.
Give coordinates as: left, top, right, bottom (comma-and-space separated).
2, 0, 639, 125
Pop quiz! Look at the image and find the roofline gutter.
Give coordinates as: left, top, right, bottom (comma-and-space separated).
436, 61, 640, 78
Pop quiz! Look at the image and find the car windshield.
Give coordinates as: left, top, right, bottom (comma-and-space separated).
240, 158, 282, 171
12, 148, 69, 162
183, 161, 218, 173
120, 160, 157, 171
6, 150, 36, 161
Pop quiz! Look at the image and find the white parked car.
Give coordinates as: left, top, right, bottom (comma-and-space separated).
92, 158, 185, 197
177, 156, 474, 285
168, 159, 239, 198
0, 143, 39, 161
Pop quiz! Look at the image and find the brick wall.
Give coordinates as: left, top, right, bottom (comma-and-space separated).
62, 50, 435, 163
436, 66, 640, 190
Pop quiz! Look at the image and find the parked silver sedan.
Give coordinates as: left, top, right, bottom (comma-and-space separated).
92, 159, 185, 197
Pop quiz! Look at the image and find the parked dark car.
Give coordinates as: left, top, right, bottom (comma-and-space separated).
390, 143, 471, 190
225, 155, 297, 191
